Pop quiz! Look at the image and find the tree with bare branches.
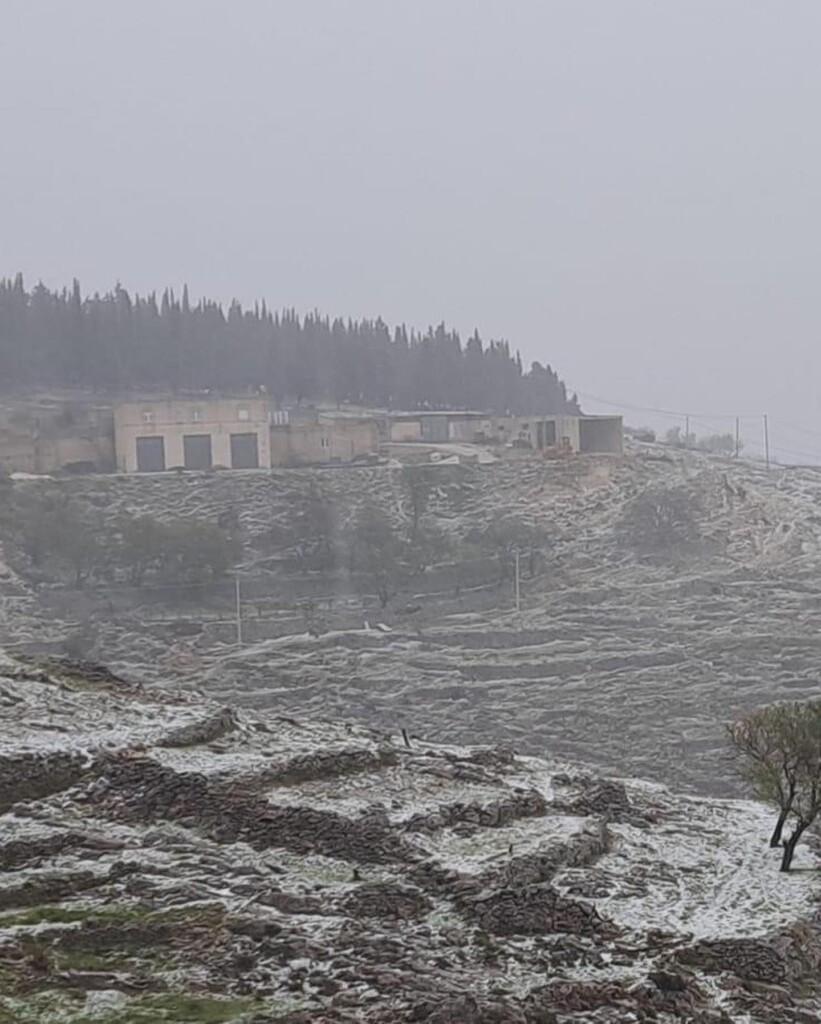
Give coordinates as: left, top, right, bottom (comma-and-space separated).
727, 701, 821, 871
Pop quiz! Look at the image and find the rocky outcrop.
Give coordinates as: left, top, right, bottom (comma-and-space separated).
0, 751, 88, 812
521, 978, 727, 1023
156, 705, 238, 747
553, 778, 639, 823
3, 657, 821, 1022
0, 831, 83, 870
86, 756, 412, 864
341, 883, 432, 921
402, 789, 547, 833
675, 937, 788, 984
462, 883, 612, 937
480, 821, 610, 890
264, 746, 398, 785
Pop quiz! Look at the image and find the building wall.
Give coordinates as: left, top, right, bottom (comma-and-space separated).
555, 416, 582, 451
0, 409, 116, 474
446, 417, 494, 442
36, 435, 116, 473
270, 418, 378, 466
578, 417, 623, 454
389, 420, 423, 442
449, 414, 620, 453
114, 399, 272, 472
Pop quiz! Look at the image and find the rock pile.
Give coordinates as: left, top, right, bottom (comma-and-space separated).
0, 750, 88, 812
464, 883, 612, 937
87, 756, 412, 864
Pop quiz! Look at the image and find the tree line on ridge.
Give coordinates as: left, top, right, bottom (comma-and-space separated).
0, 275, 579, 414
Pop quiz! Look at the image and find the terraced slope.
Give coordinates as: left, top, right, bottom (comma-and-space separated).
3, 447, 821, 796
2, 656, 821, 1023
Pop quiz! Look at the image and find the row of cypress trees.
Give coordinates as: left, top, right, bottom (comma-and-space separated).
0, 275, 578, 414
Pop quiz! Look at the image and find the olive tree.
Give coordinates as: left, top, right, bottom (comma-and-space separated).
618, 487, 701, 557
727, 701, 821, 871
347, 504, 408, 608
401, 465, 435, 539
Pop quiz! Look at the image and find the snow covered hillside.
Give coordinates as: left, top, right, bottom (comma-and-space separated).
3, 445, 821, 798
2, 655, 821, 1022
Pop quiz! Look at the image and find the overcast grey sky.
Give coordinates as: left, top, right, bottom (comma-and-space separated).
2, 1, 820, 460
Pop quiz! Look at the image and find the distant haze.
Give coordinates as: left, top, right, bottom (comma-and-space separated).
2, 1, 820, 462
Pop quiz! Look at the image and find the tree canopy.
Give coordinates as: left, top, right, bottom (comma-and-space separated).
0, 275, 579, 415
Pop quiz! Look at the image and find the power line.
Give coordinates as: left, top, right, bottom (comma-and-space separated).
570, 388, 759, 422
771, 418, 821, 441
568, 385, 821, 466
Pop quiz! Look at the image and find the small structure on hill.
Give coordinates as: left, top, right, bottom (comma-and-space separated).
113, 398, 379, 472
114, 398, 272, 472
0, 396, 115, 474
386, 411, 623, 455
271, 410, 379, 467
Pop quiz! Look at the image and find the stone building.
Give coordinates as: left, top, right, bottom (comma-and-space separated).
0, 398, 115, 474
113, 398, 272, 472
270, 412, 379, 466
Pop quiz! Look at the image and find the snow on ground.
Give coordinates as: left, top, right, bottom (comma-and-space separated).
0, 672, 204, 755
487, 779, 818, 953
584, 794, 818, 940
415, 813, 589, 874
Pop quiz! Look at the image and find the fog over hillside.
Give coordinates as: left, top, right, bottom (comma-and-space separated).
4, 2, 821, 1021
3, 2, 821, 444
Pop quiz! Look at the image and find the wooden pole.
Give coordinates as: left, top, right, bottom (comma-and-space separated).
764, 415, 770, 470
514, 547, 521, 614
735, 417, 740, 459
235, 573, 243, 645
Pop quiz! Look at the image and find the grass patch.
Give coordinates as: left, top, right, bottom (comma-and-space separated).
55, 947, 164, 972
70, 993, 262, 1023
0, 903, 156, 928
0, 991, 84, 1023
0, 992, 260, 1024
0, 901, 226, 930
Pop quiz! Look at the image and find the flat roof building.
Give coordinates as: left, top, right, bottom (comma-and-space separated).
386, 411, 623, 455
114, 398, 272, 473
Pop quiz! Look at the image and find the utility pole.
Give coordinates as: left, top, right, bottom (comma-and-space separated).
734, 417, 740, 459
685, 414, 690, 446
514, 547, 521, 614
763, 414, 770, 471
235, 572, 243, 645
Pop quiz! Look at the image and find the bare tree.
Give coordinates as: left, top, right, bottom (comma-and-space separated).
726, 706, 805, 848
727, 701, 821, 871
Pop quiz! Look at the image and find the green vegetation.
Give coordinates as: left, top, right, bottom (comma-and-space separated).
0, 900, 225, 929
401, 464, 436, 538
118, 513, 238, 584
1, 486, 237, 588
665, 426, 741, 455
73, 994, 261, 1023
0, 902, 155, 927
348, 504, 410, 608
0, 993, 262, 1024
618, 486, 702, 558
0, 903, 250, 1023
290, 480, 339, 570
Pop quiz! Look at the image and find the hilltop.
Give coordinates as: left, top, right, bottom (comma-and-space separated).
2, 655, 821, 1023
